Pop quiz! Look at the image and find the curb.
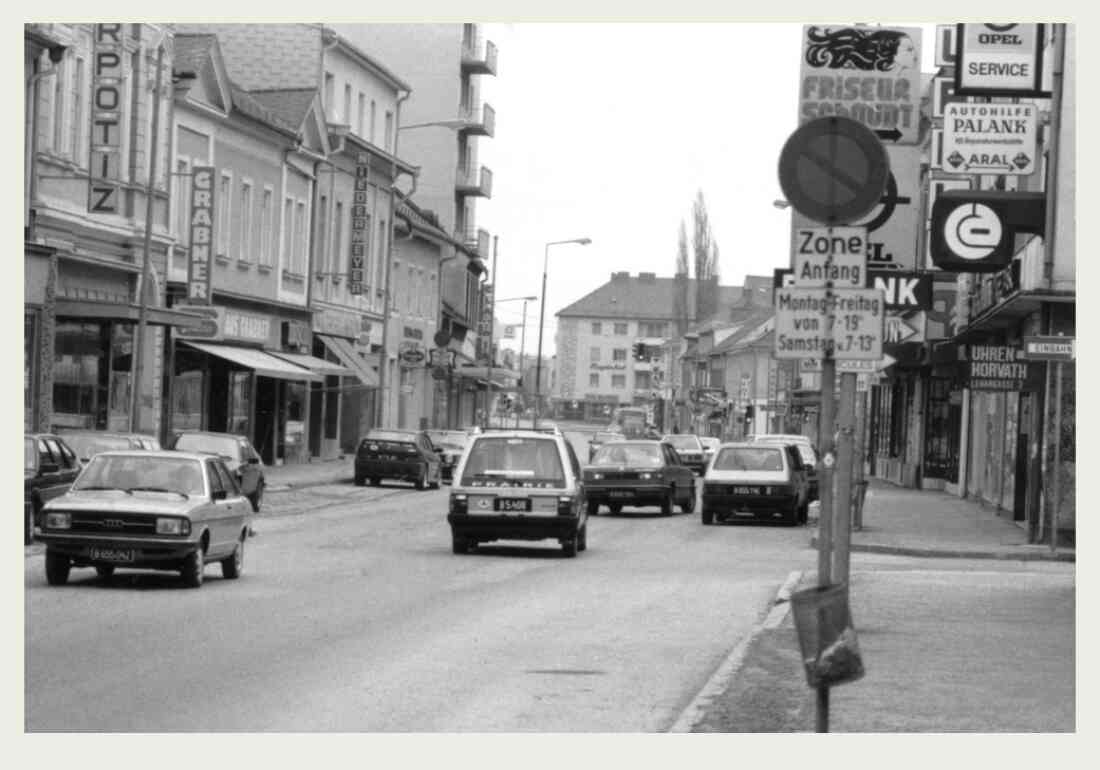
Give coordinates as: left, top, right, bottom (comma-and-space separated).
267, 476, 355, 494
809, 535, 1075, 563
667, 570, 803, 733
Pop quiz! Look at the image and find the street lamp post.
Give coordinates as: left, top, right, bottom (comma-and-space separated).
534, 238, 591, 426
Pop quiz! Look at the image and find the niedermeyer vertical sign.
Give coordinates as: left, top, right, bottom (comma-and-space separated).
186, 167, 215, 303
89, 23, 125, 214
349, 152, 370, 295
798, 25, 923, 145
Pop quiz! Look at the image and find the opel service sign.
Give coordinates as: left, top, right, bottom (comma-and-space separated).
798, 25, 923, 145
955, 24, 1049, 97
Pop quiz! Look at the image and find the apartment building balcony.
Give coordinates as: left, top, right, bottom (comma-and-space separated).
455, 165, 493, 199
458, 102, 495, 137
461, 36, 498, 76
454, 227, 490, 259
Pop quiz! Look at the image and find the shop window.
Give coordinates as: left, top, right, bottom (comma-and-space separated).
172, 346, 205, 431
590, 347, 601, 363
591, 322, 601, 335
614, 323, 629, 335
25, 312, 37, 431
613, 348, 626, 362
589, 373, 599, 387
52, 322, 109, 430
228, 370, 251, 436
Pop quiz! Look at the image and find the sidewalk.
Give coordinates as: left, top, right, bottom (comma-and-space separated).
687, 479, 1076, 732
263, 457, 355, 491
812, 478, 1075, 562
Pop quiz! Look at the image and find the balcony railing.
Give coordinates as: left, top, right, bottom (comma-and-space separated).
458, 102, 495, 137
455, 165, 493, 199
461, 36, 498, 76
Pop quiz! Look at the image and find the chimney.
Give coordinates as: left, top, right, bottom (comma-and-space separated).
638, 272, 656, 282
611, 271, 630, 282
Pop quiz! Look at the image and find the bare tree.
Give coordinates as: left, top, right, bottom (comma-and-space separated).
674, 220, 690, 335
692, 190, 720, 320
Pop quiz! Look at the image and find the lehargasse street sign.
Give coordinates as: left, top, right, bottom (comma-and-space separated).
774, 288, 885, 360
1022, 336, 1075, 362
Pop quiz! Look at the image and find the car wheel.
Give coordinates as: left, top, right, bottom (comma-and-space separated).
701, 509, 715, 526
786, 501, 801, 527
561, 532, 578, 558
180, 547, 204, 588
451, 531, 470, 554
248, 482, 264, 513
680, 483, 696, 514
354, 475, 366, 487
221, 535, 244, 579
95, 565, 115, 580
578, 523, 588, 552
586, 500, 599, 516
370, 477, 381, 487
45, 550, 70, 586
609, 503, 622, 515
415, 470, 427, 491
660, 488, 673, 516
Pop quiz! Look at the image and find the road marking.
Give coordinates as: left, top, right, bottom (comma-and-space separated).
667, 570, 804, 733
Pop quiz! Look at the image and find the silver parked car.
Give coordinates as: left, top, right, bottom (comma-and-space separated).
36, 451, 253, 588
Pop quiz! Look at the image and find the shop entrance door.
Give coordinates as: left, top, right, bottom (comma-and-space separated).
255, 376, 278, 465
1013, 392, 1032, 521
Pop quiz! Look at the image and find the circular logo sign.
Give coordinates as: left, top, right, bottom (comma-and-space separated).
943, 203, 1003, 261
778, 116, 890, 225
399, 348, 427, 366
823, 452, 836, 468
434, 330, 451, 348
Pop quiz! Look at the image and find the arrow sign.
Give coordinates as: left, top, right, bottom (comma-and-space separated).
884, 315, 919, 343
173, 304, 223, 340
874, 128, 902, 142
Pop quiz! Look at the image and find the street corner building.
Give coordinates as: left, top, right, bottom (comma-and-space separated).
25, 22, 502, 462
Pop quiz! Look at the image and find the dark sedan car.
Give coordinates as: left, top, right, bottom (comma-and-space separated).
355, 429, 442, 489
168, 431, 265, 512
583, 440, 696, 516
25, 434, 81, 544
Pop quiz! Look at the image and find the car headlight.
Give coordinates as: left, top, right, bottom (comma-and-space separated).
591, 472, 603, 480
639, 472, 653, 480
45, 512, 71, 530
156, 517, 191, 535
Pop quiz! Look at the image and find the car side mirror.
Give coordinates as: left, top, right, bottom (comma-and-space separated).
247, 456, 260, 465
212, 489, 228, 501
39, 462, 59, 475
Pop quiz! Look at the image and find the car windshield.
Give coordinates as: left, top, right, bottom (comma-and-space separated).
173, 434, 240, 460
591, 443, 662, 467
664, 435, 702, 451
460, 437, 565, 487
64, 434, 134, 460
713, 447, 784, 472
73, 455, 206, 497
25, 438, 36, 470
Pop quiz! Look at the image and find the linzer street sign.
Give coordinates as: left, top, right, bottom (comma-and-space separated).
1022, 336, 1075, 362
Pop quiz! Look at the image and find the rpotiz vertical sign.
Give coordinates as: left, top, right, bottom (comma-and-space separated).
89, 24, 125, 213
798, 25, 923, 144
187, 167, 215, 302
349, 152, 370, 295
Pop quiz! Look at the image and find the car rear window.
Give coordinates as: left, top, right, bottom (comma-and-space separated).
591, 443, 662, 467
360, 439, 418, 455
664, 435, 702, 451
713, 447, 785, 472
173, 434, 240, 459
460, 436, 565, 488
64, 434, 135, 460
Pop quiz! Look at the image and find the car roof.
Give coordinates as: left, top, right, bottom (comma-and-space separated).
173, 430, 246, 440
754, 434, 811, 443
718, 442, 785, 449
90, 450, 212, 462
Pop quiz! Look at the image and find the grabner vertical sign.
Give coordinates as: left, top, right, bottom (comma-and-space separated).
955, 24, 1049, 97
186, 167, 215, 302
942, 103, 1037, 175
798, 25, 923, 145
349, 152, 370, 295
89, 24, 125, 214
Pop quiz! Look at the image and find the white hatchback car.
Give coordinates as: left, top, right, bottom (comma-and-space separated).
701, 442, 810, 526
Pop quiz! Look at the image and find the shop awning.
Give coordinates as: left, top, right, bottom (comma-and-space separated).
317, 335, 380, 387
56, 299, 216, 328
270, 351, 351, 377
454, 366, 519, 388
180, 341, 322, 382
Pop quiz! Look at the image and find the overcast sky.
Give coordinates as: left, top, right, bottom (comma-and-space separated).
472, 22, 939, 356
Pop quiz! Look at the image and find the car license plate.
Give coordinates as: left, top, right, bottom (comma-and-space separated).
494, 498, 532, 512
90, 547, 135, 563
609, 490, 634, 498
733, 486, 760, 495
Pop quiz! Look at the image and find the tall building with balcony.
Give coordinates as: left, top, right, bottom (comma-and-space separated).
335, 24, 497, 427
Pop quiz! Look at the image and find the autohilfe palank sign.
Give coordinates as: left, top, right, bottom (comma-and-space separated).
798, 25, 923, 144
942, 102, 1038, 175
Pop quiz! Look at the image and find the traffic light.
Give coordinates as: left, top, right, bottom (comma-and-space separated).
744, 405, 755, 421
633, 342, 647, 361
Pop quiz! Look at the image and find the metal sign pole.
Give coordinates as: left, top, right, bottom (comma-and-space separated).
835, 371, 857, 583
1050, 360, 1063, 554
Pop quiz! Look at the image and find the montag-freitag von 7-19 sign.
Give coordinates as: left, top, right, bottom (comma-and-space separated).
774, 288, 885, 360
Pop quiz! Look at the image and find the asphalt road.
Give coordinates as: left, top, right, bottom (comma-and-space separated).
24, 449, 814, 732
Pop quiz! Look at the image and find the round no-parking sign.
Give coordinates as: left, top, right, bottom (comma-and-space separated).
778, 116, 890, 225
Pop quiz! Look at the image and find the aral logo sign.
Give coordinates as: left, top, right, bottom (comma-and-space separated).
956, 24, 1049, 97
943, 103, 1037, 175
798, 25, 923, 144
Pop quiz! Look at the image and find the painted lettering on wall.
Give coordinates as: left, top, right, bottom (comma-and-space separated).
187, 167, 215, 302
